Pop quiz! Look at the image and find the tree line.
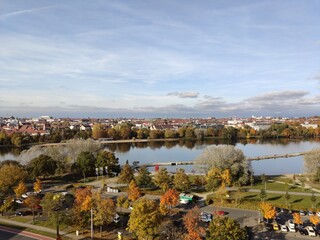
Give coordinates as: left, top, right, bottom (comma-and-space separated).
1, 122, 319, 147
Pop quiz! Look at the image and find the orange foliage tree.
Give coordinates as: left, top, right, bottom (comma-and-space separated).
310, 215, 320, 226
293, 212, 302, 225
73, 187, 93, 230
260, 202, 276, 220
24, 195, 40, 224
183, 206, 205, 240
160, 189, 179, 214
127, 180, 141, 202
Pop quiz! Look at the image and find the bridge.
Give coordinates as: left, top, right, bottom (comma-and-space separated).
143, 152, 307, 167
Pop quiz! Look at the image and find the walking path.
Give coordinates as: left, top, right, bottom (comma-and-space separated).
0, 217, 80, 239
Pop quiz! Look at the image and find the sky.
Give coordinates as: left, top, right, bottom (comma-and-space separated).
0, 0, 319, 118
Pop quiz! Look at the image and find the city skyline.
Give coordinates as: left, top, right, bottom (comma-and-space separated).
1, 1, 319, 118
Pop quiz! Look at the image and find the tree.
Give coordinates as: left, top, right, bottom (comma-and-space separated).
260, 174, 267, 190
260, 188, 267, 202
260, 202, 276, 220
73, 187, 92, 230
310, 214, 320, 226
284, 190, 291, 207
28, 154, 57, 179
206, 167, 222, 191
0, 196, 15, 216
196, 145, 250, 185
127, 198, 161, 240
92, 193, 115, 236
127, 180, 141, 202
153, 168, 172, 192
14, 181, 27, 198
95, 150, 120, 174
304, 148, 320, 180
135, 165, 152, 188
92, 123, 106, 139
0, 162, 27, 194
293, 212, 302, 225
311, 192, 317, 208
173, 168, 190, 192
183, 206, 205, 240
24, 195, 40, 224
206, 216, 247, 240
117, 163, 134, 184
76, 151, 96, 182
33, 178, 42, 193
160, 189, 179, 214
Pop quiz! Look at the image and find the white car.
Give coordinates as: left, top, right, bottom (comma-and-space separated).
316, 211, 320, 217
200, 212, 212, 222
305, 226, 316, 237
287, 219, 295, 230
113, 214, 120, 223
280, 225, 288, 232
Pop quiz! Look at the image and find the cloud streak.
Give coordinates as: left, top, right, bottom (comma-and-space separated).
167, 92, 199, 98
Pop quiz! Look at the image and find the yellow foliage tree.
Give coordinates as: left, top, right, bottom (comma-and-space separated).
14, 181, 27, 197
33, 178, 42, 193
293, 212, 302, 225
221, 169, 232, 187
310, 215, 320, 226
260, 202, 276, 220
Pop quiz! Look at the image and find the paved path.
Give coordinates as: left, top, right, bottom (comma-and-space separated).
0, 217, 80, 239
247, 189, 320, 196
0, 225, 54, 240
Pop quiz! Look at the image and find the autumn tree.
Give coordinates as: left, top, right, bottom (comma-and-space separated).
154, 168, 172, 192
14, 181, 27, 198
310, 214, 320, 226
206, 216, 247, 240
24, 195, 40, 224
0, 196, 15, 216
73, 187, 92, 230
183, 206, 205, 240
33, 178, 42, 193
127, 180, 141, 202
304, 148, 320, 181
0, 162, 27, 193
135, 165, 152, 188
117, 163, 134, 184
92, 192, 115, 236
293, 212, 302, 225
206, 167, 222, 191
92, 123, 106, 139
260, 202, 276, 220
160, 189, 179, 214
127, 198, 161, 240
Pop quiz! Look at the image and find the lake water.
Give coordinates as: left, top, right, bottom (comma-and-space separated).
1, 139, 320, 175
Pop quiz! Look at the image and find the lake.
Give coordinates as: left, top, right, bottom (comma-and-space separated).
1, 139, 320, 175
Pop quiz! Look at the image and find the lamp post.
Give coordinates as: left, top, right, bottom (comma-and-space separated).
95, 168, 99, 180
105, 166, 108, 178
99, 167, 103, 179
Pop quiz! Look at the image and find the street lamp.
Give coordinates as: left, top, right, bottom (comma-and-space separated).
105, 166, 108, 178
99, 167, 103, 178
95, 168, 99, 180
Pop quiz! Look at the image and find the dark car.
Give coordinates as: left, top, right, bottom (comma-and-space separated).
298, 228, 308, 235
265, 223, 274, 231
15, 210, 32, 216
263, 217, 273, 224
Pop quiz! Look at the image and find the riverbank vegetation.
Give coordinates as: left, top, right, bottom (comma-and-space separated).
1, 121, 320, 148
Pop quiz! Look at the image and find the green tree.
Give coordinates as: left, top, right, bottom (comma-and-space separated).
206, 216, 247, 240
136, 165, 152, 188
153, 168, 172, 192
311, 192, 317, 208
260, 188, 267, 202
95, 150, 120, 174
28, 154, 57, 179
127, 198, 161, 240
173, 168, 190, 192
76, 151, 96, 182
284, 190, 291, 207
117, 163, 134, 184
0, 196, 15, 216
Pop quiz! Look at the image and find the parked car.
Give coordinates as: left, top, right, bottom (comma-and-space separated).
287, 219, 295, 231
308, 210, 314, 216
200, 212, 212, 222
305, 226, 316, 237
280, 225, 288, 232
299, 210, 306, 215
113, 214, 120, 223
15, 211, 32, 216
298, 228, 308, 235
273, 223, 279, 231
316, 211, 320, 217
265, 223, 273, 231
213, 210, 225, 216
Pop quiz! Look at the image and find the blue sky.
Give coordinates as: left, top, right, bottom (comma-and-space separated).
0, 0, 319, 118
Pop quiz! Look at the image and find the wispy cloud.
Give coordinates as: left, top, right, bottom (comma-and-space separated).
167, 92, 199, 98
